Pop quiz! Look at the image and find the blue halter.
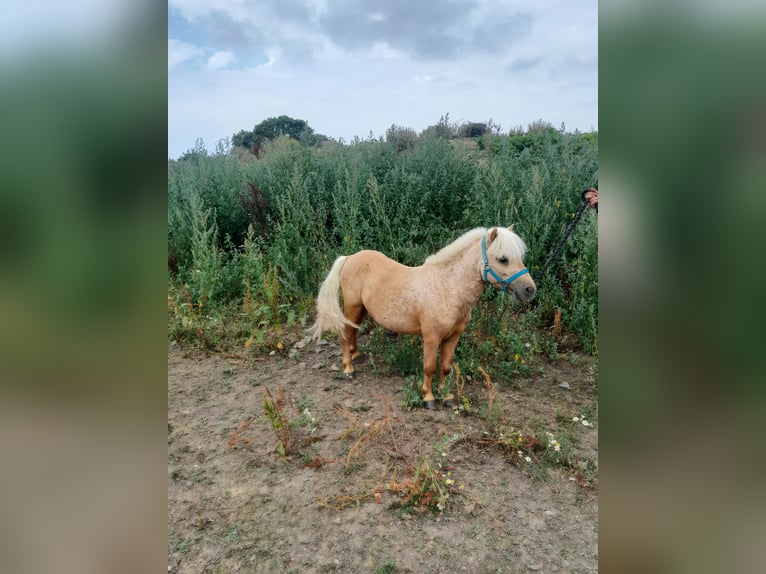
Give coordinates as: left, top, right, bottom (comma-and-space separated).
481, 235, 529, 294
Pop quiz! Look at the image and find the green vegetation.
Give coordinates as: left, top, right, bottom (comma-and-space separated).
231, 115, 329, 154
375, 560, 398, 574
168, 116, 598, 374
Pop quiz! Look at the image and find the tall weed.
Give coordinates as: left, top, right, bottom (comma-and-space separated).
168, 125, 598, 353
185, 191, 223, 307
269, 165, 329, 295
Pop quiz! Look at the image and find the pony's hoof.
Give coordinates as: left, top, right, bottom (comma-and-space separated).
442, 397, 459, 409
345, 372, 356, 380
423, 400, 438, 410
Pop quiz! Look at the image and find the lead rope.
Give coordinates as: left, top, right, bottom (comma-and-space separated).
534, 192, 592, 282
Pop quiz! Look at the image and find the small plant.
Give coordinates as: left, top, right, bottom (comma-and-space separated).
571, 414, 594, 428
481, 424, 541, 465
375, 560, 398, 574
388, 456, 457, 512
529, 426, 581, 481
262, 386, 295, 460
398, 375, 424, 410
296, 396, 316, 410
476, 366, 506, 432
385, 433, 466, 513
262, 262, 282, 330
168, 285, 205, 341
455, 364, 468, 408
242, 262, 293, 349
440, 362, 471, 414
541, 337, 560, 360
291, 407, 319, 433
542, 431, 565, 458
476, 413, 599, 487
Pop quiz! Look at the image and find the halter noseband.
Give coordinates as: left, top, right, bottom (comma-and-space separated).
481, 235, 529, 294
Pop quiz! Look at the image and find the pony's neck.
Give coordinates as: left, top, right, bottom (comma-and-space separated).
431, 236, 487, 302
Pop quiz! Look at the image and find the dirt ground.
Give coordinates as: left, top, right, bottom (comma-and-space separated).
168, 335, 598, 574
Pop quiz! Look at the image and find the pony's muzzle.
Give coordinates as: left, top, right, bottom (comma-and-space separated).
515, 282, 537, 301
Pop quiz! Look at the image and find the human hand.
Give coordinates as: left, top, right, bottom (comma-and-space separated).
582, 188, 598, 209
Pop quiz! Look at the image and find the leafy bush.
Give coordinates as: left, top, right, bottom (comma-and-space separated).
385, 124, 418, 152
168, 119, 598, 359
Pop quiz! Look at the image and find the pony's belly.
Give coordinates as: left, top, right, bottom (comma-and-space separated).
367, 310, 422, 335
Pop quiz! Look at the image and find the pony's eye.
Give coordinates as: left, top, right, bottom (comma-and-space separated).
498, 256, 509, 265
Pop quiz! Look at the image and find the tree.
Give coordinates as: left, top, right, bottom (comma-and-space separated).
231, 129, 256, 150
252, 115, 313, 145
231, 116, 319, 154
458, 122, 487, 138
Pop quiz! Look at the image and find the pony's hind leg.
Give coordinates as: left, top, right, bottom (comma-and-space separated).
347, 306, 367, 362
341, 304, 366, 377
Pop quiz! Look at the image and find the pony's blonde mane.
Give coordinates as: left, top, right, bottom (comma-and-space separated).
487, 227, 528, 262
424, 227, 527, 266
424, 228, 485, 265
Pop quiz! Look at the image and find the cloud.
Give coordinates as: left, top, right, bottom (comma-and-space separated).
508, 57, 542, 74
204, 50, 235, 72
320, 2, 534, 60
203, 11, 262, 52
554, 55, 598, 75
169, 2, 320, 68
169, 0, 538, 64
472, 13, 534, 54
168, 38, 203, 68
319, 0, 478, 60
549, 55, 598, 89
168, 0, 598, 158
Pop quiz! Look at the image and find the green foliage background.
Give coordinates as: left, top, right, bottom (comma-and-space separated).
168, 122, 598, 369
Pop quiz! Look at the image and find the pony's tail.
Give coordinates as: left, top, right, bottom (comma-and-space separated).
307, 255, 359, 341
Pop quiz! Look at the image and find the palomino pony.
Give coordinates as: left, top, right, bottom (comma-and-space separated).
308, 226, 536, 409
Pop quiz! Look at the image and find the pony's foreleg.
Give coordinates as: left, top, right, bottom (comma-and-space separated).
438, 332, 462, 408
421, 335, 441, 410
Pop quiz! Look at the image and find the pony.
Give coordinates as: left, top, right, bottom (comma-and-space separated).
308, 226, 536, 409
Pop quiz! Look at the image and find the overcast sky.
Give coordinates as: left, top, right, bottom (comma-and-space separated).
168, 0, 597, 159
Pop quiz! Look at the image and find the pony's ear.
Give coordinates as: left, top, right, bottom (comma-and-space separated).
507, 224, 515, 232
487, 227, 499, 244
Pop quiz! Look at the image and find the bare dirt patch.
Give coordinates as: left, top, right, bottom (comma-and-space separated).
168, 338, 597, 573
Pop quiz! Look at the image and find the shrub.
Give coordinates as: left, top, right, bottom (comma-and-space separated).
168, 119, 598, 354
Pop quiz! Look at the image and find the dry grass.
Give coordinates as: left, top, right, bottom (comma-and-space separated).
333, 393, 403, 468
227, 416, 257, 450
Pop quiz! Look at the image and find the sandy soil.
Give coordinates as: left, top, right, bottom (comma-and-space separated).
168, 337, 597, 573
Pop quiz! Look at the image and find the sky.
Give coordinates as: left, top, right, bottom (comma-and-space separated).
168, 0, 597, 159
